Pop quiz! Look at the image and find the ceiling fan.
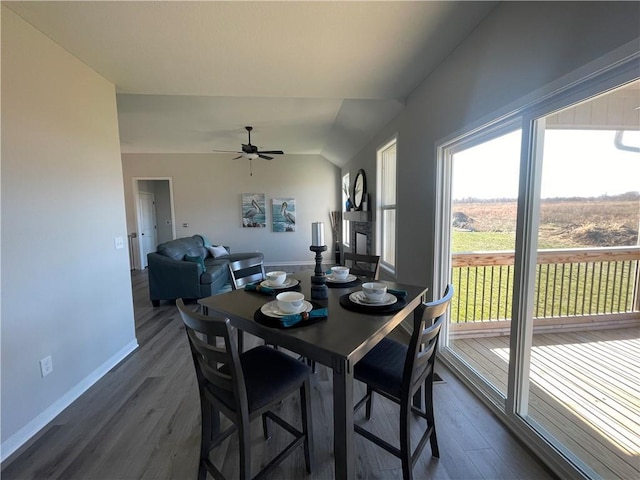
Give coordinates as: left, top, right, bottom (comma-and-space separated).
212, 126, 284, 175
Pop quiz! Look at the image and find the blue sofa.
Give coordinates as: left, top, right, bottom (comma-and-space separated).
147, 235, 263, 306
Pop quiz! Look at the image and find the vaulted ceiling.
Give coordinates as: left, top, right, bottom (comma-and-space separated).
4, 1, 498, 167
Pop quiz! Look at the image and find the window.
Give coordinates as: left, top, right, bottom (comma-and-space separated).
377, 138, 397, 273
342, 172, 350, 246
437, 71, 640, 479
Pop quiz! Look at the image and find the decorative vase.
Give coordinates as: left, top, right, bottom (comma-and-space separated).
334, 241, 341, 265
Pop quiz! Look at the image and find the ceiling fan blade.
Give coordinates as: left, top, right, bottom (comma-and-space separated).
212, 149, 242, 153
257, 150, 284, 155
259, 154, 273, 160
233, 155, 243, 160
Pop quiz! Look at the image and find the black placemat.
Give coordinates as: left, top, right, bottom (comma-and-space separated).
272, 283, 302, 293
254, 301, 327, 329
325, 278, 362, 288
244, 281, 302, 297
339, 293, 407, 314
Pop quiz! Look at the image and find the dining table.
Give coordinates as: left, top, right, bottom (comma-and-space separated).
198, 270, 428, 480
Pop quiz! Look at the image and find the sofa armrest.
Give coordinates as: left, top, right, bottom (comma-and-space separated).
147, 252, 203, 301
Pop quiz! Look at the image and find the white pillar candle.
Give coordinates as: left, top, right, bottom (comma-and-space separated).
312, 222, 325, 246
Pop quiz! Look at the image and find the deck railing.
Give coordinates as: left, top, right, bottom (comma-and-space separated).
451, 246, 640, 330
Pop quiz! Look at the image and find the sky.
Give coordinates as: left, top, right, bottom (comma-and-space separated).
452, 129, 640, 200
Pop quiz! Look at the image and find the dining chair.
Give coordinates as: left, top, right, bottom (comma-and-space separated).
353, 284, 454, 480
176, 299, 314, 480
343, 252, 381, 279
228, 255, 266, 290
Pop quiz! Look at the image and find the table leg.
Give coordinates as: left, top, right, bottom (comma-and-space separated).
333, 358, 354, 480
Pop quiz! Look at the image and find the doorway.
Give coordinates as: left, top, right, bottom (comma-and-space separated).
137, 191, 157, 268
133, 178, 176, 270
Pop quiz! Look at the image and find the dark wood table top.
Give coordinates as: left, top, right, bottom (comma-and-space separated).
198, 271, 428, 368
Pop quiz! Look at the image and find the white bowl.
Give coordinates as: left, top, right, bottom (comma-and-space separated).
276, 291, 305, 313
361, 282, 387, 303
331, 266, 350, 279
267, 270, 287, 286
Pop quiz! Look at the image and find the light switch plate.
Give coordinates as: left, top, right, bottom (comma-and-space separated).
114, 236, 125, 249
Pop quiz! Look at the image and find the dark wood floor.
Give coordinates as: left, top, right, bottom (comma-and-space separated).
2, 270, 556, 479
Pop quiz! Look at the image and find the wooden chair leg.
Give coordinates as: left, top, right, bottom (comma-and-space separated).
197, 461, 208, 480
365, 385, 374, 420
301, 380, 315, 473
425, 380, 439, 457
239, 420, 251, 480
399, 401, 413, 480
199, 400, 212, 480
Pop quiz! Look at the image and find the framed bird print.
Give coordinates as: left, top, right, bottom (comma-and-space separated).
242, 193, 266, 228
272, 197, 295, 232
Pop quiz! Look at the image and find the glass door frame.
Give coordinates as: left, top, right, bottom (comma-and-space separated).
435, 55, 640, 479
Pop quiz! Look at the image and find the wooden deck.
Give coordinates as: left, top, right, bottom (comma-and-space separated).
452, 327, 640, 480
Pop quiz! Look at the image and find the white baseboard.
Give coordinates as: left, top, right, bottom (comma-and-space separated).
1, 339, 139, 463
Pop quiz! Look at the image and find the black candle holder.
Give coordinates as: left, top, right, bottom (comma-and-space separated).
310, 245, 328, 299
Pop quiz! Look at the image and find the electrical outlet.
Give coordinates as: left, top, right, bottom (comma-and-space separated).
40, 356, 53, 377
182, 223, 189, 228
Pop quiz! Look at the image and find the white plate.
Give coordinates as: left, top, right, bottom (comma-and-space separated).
326, 274, 357, 283
261, 300, 313, 317
260, 278, 300, 289
349, 291, 398, 307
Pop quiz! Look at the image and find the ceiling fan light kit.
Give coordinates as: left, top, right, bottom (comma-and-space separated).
212, 126, 285, 176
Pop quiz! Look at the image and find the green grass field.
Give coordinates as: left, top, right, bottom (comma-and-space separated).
450, 196, 639, 322
452, 231, 568, 252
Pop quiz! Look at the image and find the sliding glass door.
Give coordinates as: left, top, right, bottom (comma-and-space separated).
437, 71, 639, 478
447, 128, 521, 400
520, 82, 640, 479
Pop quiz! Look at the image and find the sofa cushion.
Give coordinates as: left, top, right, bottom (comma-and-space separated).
184, 254, 206, 272
207, 245, 229, 258
157, 236, 209, 261
205, 257, 231, 269
157, 238, 192, 260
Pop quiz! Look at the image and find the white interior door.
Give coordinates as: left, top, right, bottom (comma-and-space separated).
137, 191, 157, 268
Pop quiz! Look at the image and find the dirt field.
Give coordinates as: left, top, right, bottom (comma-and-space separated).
452, 196, 639, 248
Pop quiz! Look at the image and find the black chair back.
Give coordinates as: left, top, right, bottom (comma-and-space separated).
343, 252, 381, 279
176, 299, 314, 480
177, 299, 248, 420
228, 256, 266, 289
404, 285, 453, 403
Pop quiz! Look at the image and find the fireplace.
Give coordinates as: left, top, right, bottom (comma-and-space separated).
356, 233, 368, 254
351, 221, 373, 255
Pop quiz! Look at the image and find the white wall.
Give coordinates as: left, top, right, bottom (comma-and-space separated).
122, 153, 341, 264
0, 7, 137, 459
344, 1, 640, 290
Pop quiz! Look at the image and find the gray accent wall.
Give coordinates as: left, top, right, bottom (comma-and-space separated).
343, 1, 640, 290
1, 7, 137, 458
